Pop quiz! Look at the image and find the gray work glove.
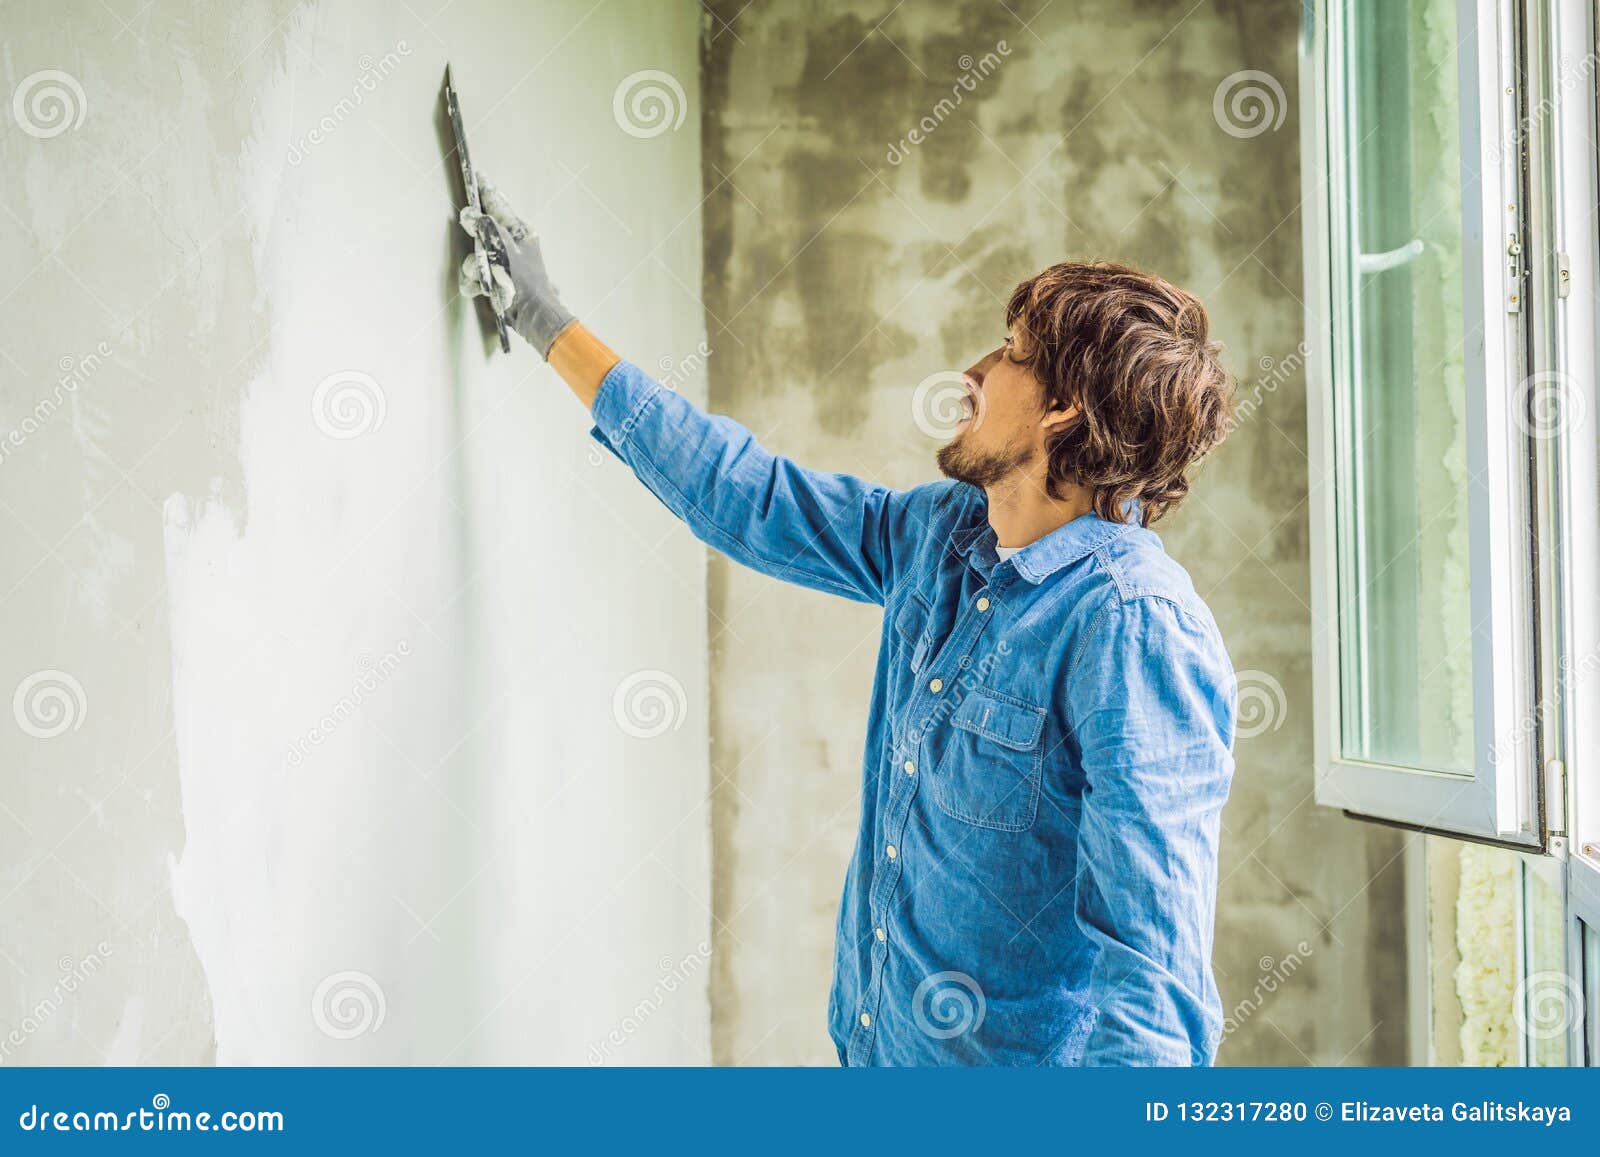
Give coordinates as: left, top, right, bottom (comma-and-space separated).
457, 177, 575, 358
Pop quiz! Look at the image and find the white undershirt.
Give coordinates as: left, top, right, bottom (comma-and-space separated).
995, 546, 1022, 562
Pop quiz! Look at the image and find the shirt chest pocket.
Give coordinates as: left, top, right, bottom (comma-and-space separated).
893, 593, 934, 674
930, 688, 1046, 833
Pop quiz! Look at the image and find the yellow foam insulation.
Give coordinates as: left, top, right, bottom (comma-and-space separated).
1452, 842, 1518, 1065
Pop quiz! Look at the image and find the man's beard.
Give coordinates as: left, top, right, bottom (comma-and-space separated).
936, 430, 1036, 489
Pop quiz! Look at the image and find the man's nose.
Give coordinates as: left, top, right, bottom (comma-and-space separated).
964, 347, 1002, 380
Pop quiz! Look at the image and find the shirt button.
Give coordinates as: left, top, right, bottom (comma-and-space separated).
928, 678, 944, 693
860, 1012, 872, 1027
976, 597, 990, 612
886, 844, 898, 859
903, 759, 916, 775
875, 926, 886, 942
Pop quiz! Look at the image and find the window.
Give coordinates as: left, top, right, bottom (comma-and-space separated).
1336, 0, 1474, 776
1304, 0, 1600, 1064
1303, 0, 1540, 844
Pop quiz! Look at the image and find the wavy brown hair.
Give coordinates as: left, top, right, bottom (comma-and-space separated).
1005, 261, 1233, 526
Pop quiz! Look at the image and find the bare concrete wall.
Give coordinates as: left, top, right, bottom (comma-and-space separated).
1, 0, 710, 1064
700, 0, 1409, 1065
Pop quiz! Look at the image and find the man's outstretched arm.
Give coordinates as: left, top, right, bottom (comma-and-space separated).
459, 182, 914, 606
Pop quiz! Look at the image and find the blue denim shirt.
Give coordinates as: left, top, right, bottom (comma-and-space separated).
591, 360, 1236, 1066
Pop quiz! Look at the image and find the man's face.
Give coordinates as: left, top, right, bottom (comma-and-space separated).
937, 328, 1073, 490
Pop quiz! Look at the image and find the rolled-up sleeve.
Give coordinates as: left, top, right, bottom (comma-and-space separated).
1066, 594, 1235, 1065
590, 360, 915, 606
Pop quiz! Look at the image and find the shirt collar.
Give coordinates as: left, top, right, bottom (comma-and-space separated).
949, 499, 1139, 584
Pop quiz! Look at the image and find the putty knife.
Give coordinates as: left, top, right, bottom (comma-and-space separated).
444, 64, 511, 353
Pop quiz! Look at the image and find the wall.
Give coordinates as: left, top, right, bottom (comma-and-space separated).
1, 0, 1413, 1070
700, 0, 1409, 1064
0, 0, 710, 1064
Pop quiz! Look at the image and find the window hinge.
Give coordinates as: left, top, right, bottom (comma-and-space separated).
1557, 251, 1571, 298
1506, 235, 1523, 312
1544, 758, 1568, 838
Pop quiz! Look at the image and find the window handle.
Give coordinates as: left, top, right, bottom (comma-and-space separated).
1356, 238, 1425, 275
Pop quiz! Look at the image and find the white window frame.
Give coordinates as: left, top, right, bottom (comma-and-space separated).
1301, 0, 1544, 847
1547, 0, 1600, 926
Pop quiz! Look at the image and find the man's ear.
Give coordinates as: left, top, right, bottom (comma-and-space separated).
1039, 402, 1080, 432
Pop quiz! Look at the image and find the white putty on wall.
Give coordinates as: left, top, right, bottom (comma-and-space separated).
3, 0, 710, 1064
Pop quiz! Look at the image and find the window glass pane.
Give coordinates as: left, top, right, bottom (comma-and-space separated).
1587, 922, 1599, 1067
1520, 858, 1569, 1066
1337, 0, 1475, 773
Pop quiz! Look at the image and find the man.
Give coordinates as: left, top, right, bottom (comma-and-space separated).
460, 182, 1238, 1067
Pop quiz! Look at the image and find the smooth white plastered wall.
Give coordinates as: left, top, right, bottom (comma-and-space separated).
2, 0, 710, 1064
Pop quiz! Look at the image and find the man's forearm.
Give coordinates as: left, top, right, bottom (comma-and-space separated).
548, 322, 620, 410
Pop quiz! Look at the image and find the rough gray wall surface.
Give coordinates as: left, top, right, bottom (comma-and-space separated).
699, 0, 1408, 1065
